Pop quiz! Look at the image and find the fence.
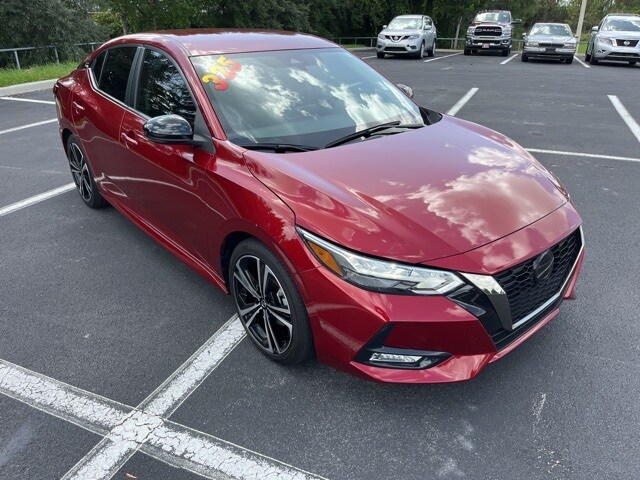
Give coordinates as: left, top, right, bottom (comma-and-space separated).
0, 42, 103, 69
334, 37, 589, 54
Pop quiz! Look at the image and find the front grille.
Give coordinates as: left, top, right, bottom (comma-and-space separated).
474, 27, 502, 37
385, 35, 408, 42
539, 42, 564, 48
385, 47, 407, 52
615, 39, 639, 47
494, 229, 581, 323
608, 52, 640, 58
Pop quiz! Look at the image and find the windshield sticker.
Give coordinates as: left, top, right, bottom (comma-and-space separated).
201, 56, 242, 91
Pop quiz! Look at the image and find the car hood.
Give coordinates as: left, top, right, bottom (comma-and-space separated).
379, 29, 421, 36
527, 34, 574, 43
244, 115, 569, 264
598, 31, 640, 39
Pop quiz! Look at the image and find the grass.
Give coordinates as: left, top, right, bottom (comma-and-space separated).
0, 61, 78, 88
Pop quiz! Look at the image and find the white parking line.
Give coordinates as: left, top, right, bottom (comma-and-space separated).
446, 87, 479, 116
423, 52, 461, 63
63, 315, 248, 479
500, 54, 518, 65
0, 351, 326, 480
361, 55, 377, 59
526, 148, 640, 164
573, 56, 591, 68
608, 95, 640, 144
0, 183, 75, 217
0, 118, 58, 135
0, 96, 56, 105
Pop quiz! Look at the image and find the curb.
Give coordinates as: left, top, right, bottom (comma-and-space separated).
0, 79, 57, 97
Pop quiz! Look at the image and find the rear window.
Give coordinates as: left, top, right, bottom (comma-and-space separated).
98, 47, 138, 103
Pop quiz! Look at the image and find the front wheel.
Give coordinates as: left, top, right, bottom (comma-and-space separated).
66, 135, 108, 209
566, 57, 574, 64
230, 239, 314, 365
416, 42, 425, 59
630, 61, 637, 65
376, 52, 385, 59
589, 48, 599, 65
501, 48, 510, 57
463, 48, 471, 56
521, 53, 529, 62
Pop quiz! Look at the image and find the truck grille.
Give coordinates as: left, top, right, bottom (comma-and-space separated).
474, 26, 502, 37
494, 229, 581, 323
615, 39, 639, 47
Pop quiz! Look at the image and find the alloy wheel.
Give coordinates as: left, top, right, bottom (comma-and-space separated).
233, 254, 293, 355
68, 143, 92, 202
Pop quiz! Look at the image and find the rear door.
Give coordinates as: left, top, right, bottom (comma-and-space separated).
72, 46, 140, 201
118, 47, 213, 262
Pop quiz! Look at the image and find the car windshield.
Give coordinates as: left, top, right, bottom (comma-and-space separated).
191, 48, 424, 149
530, 24, 572, 36
602, 17, 640, 32
474, 12, 510, 23
388, 17, 422, 30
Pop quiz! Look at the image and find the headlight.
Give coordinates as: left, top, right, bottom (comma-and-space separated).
408, 34, 419, 39
526, 41, 539, 47
298, 228, 465, 295
377, 34, 385, 40
563, 42, 576, 48
467, 27, 474, 35
597, 36, 613, 45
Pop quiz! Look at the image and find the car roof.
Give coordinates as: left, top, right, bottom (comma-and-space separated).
394, 15, 423, 18
533, 22, 570, 26
100, 29, 336, 56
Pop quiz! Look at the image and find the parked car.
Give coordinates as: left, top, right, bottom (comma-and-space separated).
586, 13, 640, 65
376, 15, 437, 59
54, 30, 583, 383
522, 23, 577, 63
465, 10, 521, 56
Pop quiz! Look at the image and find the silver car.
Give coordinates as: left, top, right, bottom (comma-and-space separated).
586, 14, 640, 65
376, 15, 437, 59
522, 23, 577, 64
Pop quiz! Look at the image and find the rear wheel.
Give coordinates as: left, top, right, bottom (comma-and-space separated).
230, 239, 314, 365
427, 40, 435, 57
66, 135, 108, 209
376, 52, 385, 59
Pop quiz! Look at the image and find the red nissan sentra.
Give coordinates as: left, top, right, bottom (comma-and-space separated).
54, 30, 584, 383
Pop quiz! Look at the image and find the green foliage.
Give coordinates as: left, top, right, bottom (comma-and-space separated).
0, 0, 106, 67
0, 61, 78, 87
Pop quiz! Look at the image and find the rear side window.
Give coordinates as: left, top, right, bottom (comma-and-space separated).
91, 51, 106, 83
135, 49, 196, 127
98, 47, 138, 103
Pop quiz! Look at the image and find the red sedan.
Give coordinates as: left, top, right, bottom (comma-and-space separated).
54, 30, 584, 383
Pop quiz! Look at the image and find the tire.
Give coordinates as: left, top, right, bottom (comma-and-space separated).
566, 57, 574, 64
230, 239, 314, 366
427, 39, 435, 57
521, 53, 528, 62
501, 48, 509, 57
585, 46, 591, 62
589, 48, 598, 65
417, 42, 425, 59
463, 48, 470, 56
376, 52, 385, 59
630, 61, 637, 65
66, 135, 108, 209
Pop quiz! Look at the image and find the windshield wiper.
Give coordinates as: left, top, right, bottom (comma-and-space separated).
239, 143, 319, 153
324, 121, 423, 149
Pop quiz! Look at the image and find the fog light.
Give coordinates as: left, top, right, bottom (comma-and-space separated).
370, 352, 422, 364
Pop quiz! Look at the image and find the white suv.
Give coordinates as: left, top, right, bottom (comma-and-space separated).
586, 14, 640, 66
376, 15, 437, 59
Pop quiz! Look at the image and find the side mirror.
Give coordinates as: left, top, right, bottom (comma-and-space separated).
396, 83, 413, 99
143, 114, 193, 144
383, 24, 387, 29
591, 26, 598, 32
522, 33, 526, 38
512, 19, 523, 25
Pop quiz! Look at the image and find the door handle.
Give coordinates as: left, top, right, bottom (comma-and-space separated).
121, 131, 138, 146
72, 100, 85, 112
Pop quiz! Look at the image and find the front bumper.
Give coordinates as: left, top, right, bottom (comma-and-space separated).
376, 38, 422, 55
296, 202, 583, 383
593, 42, 640, 62
466, 36, 511, 50
524, 46, 576, 59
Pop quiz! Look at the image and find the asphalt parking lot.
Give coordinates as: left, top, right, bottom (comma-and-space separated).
1, 50, 639, 480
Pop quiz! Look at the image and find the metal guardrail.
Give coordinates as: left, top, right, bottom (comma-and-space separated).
0, 42, 103, 69
335, 37, 589, 54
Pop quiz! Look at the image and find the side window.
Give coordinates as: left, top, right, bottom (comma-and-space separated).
91, 51, 106, 84
135, 49, 196, 127
98, 47, 138, 103
425, 17, 432, 27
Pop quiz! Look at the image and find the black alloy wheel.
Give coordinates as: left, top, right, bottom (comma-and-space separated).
230, 239, 314, 365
